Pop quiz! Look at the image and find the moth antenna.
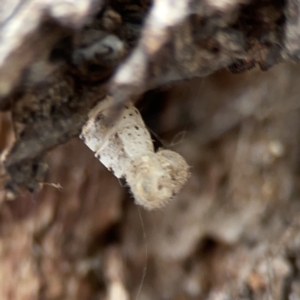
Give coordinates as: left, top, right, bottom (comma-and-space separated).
135, 206, 148, 300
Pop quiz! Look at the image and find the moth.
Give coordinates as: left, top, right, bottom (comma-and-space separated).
80, 96, 189, 210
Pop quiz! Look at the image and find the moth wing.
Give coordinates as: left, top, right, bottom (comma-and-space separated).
95, 133, 130, 178
81, 119, 105, 152
117, 124, 154, 159
81, 97, 116, 152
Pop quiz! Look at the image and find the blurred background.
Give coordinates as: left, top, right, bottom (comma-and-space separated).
1, 63, 300, 299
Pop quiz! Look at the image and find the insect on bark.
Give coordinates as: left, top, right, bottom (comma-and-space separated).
80, 96, 190, 210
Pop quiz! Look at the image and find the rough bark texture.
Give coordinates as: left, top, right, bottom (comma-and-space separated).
1, 0, 300, 299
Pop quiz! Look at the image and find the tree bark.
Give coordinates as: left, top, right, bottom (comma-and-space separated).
1, 0, 300, 299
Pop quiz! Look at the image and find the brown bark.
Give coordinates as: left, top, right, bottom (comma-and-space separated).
1, 0, 300, 299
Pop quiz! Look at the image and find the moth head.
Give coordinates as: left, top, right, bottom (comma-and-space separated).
127, 150, 190, 210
